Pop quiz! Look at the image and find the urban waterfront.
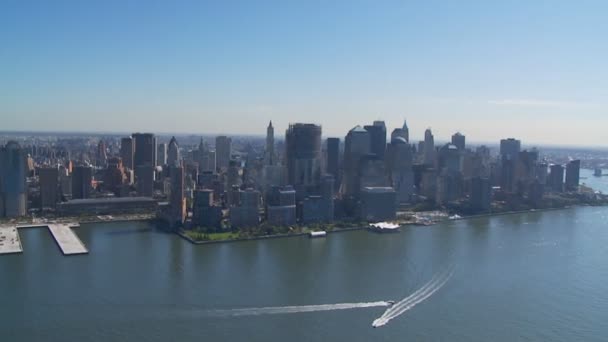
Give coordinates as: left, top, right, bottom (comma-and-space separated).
1, 204, 608, 341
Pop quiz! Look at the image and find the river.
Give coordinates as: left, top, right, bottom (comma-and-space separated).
1, 174, 608, 341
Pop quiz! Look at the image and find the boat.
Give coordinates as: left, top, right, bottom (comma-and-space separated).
386, 300, 395, 307
368, 222, 401, 233
308, 231, 326, 238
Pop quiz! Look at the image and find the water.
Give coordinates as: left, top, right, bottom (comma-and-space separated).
581, 168, 608, 193
2, 207, 608, 341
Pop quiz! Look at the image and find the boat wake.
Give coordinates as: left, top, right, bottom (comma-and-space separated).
372, 266, 454, 328
207, 301, 392, 317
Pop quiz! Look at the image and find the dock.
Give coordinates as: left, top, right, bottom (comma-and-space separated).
0, 227, 23, 254
46, 224, 88, 255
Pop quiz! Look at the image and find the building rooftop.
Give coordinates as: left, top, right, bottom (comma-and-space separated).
61, 197, 156, 205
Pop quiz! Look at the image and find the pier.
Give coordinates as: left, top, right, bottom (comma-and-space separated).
46, 224, 88, 255
0, 227, 23, 254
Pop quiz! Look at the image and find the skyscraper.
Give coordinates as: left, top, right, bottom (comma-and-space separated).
169, 165, 185, 226
342, 125, 370, 196
96, 140, 107, 167
215, 136, 232, 172
120, 137, 134, 170
265, 121, 275, 165
386, 136, 414, 204
549, 164, 565, 193
284, 123, 322, 193
565, 160, 581, 192
133, 133, 156, 195
72, 165, 92, 199
157, 143, 167, 166
39, 166, 59, 210
326, 137, 340, 183
423, 128, 435, 166
364, 121, 387, 159
0, 141, 28, 217
167, 136, 180, 167
451, 132, 466, 150
500, 138, 521, 161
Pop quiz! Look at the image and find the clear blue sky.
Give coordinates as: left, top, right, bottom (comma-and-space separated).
1, 1, 607, 146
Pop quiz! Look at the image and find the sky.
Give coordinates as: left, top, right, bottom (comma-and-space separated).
1, 0, 607, 146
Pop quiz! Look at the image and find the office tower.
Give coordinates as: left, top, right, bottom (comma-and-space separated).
451, 132, 466, 150
105, 157, 127, 196
120, 137, 134, 170
71, 165, 92, 199
0, 142, 28, 217
326, 137, 340, 182
226, 160, 242, 189
133, 133, 157, 169
96, 140, 107, 167
471, 176, 492, 212
386, 136, 414, 204
302, 175, 334, 223
39, 166, 59, 210
423, 128, 435, 166
215, 136, 232, 172
230, 188, 261, 228
536, 163, 548, 185
359, 187, 397, 221
265, 121, 275, 165
135, 165, 154, 197
364, 121, 387, 159
549, 164, 565, 193
266, 186, 297, 226
390, 119, 410, 142
342, 125, 370, 196
169, 166, 185, 226
157, 143, 167, 166
193, 189, 222, 229
500, 138, 521, 161
565, 160, 581, 192
167, 136, 180, 167
438, 143, 461, 174
359, 154, 388, 189
284, 123, 322, 193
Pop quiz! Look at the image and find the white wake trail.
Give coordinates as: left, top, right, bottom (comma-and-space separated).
372, 267, 454, 327
380, 269, 447, 318
208, 301, 391, 317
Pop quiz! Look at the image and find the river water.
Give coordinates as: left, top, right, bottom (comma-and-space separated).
1, 174, 608, 341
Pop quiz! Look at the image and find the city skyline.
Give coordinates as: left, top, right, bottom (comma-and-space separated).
2, 1, 607, 146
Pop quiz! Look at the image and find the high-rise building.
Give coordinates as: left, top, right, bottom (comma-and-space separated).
0, 141, 28, 217
471, 176, 492, 212
565, 160, 581, 192
342, 126, 370, 196
500, 138, 521, 161
157, 143, 167, 166
133, 133, 156, 169
326, 137, 340, 183
120, 137, 134, 170
423, 128, 435, 166
364, 121, 387, 159
105, 157, 127, 196
39, 166, 59, 210
167, 136, 180, 167
96, 140, 107, 167
169, 166, 185, 226
230, 188, 261, 228
386, 136, 414, 204
265, 121, 275, 165
284, 123, 322, 194
451, 132, 466, 150
215, 136, 232, 172
72, 165, 92, 199
549, 164, 565, 193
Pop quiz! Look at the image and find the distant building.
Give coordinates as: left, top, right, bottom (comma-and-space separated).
39, 166, 59, 210
565, 160, 580, 192
342, 125, 370, 196
359, 187, 397, 221
423, 129, 435, 166
0, 141, 28, 217
57, 197, 157, 216
265, 121, 275, 165
120, 137, 134, 170
386, 137, 414, 204
193, 189, 223, 229
105, 157, 127, 196
471, 177, 492, 212
71, 165, 92, 199
285, 123, 322, 196
167, 137, 180, 167
135, 165, 154, 197
168, 166, 186, 227
157, 143, 167, 166
230, 188, 261, 228
500, 138, 521, 161
267, 186, 296, 226
549, 164, 565, 193
326, 137, 340, 184
451, 132, 466, 150
215, 136, 232, 172
301, 175, 334, 223
96, 140, 107, 168
133, 133, 157, 191
364, 121, 387, 159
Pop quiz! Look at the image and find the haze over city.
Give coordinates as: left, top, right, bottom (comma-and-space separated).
2, 1, 607, 146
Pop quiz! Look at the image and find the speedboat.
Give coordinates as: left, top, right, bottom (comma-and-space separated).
386, 300, 395, 307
